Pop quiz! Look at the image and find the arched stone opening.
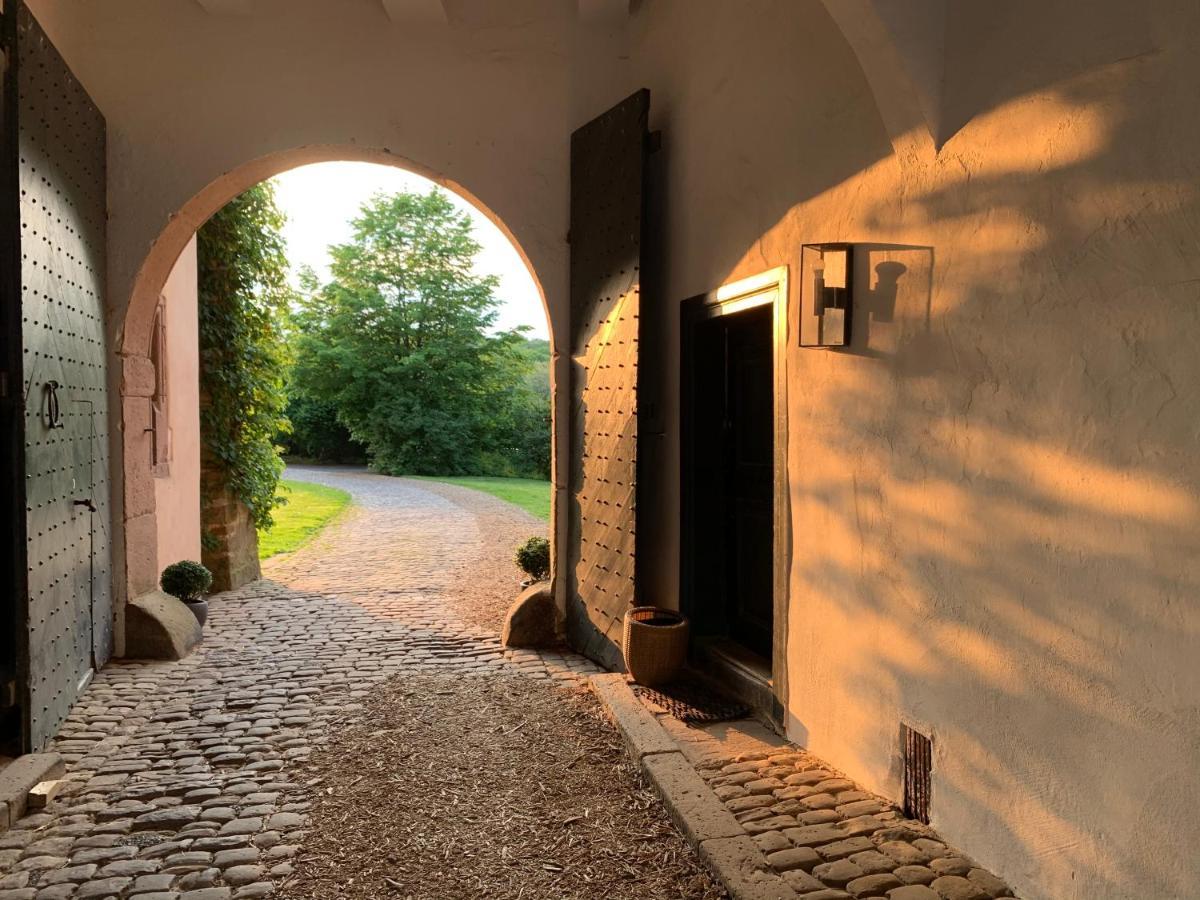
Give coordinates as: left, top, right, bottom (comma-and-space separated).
115, 145, 559, 652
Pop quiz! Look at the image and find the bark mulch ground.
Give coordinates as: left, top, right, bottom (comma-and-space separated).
280, 675, 727, 900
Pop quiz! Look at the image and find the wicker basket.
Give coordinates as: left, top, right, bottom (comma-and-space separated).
622, 606, 689, 687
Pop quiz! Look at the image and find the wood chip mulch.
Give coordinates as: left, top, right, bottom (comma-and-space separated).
280, 675, 727, 900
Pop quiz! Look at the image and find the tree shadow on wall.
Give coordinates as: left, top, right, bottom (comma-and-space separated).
781, 39, 1200, 896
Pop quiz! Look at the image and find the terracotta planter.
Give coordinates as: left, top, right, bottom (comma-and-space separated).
183, 597, 209, 627
622, 606, 689, 687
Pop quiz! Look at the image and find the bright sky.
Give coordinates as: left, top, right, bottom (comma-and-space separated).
271, 162, 548, 339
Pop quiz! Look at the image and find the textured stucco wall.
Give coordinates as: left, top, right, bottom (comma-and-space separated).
154, 238, 201, 574
621, 2, 1200, 899
22, 1, 1200, 897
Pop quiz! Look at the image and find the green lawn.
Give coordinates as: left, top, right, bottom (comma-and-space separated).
257, 479, 352, 560
411, 476, 551, 521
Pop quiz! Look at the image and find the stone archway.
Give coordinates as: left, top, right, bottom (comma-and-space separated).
115, 145, 558, 653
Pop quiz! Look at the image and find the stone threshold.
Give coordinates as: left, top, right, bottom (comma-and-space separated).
0, 753, 64, 833
589, 673, 1018, 900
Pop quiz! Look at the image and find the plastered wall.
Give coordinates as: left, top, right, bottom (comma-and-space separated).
154, 238, 201, 574
622, 2, 1200, 898
23, 1, 1200, 896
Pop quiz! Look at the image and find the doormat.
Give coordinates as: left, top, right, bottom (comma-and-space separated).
632, 679, 752, 724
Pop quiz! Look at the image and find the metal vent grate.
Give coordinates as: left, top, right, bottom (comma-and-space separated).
902, 724, 932, 824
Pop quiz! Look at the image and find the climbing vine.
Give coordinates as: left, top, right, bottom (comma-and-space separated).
197, 182, 291, 531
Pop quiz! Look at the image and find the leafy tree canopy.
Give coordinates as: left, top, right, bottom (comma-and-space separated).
288, 189, 549, 478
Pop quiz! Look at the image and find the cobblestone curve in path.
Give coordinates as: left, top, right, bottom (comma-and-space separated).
0, 468, 597, 900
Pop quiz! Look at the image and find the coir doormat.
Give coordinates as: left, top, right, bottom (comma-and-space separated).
632, 678, 751, 724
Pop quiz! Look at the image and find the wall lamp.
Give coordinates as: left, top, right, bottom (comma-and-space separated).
799, 243, 853, 348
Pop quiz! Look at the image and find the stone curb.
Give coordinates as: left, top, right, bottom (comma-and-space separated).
0, 752, 65, 831
590, 673, 799, 900
643, 751, 744, 843
590, 673, 677, 758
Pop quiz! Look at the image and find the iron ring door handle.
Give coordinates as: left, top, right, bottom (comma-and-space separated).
45, 380, 64, 428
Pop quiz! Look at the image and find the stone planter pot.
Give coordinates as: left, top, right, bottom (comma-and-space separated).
183, 597, 209, 628
622, 606, 689, 687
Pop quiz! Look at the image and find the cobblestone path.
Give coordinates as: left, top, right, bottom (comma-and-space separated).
0, 469, 600, 900
701, 753, 1016, 899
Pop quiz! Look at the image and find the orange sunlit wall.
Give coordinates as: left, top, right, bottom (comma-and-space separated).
625, 2, 1200, 898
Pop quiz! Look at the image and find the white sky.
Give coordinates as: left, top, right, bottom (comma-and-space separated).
271, 161, 548, 339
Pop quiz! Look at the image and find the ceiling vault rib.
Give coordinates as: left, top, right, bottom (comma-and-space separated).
577, 0, 631, 27
193, 0, 255, 16
380, 0, 449, 26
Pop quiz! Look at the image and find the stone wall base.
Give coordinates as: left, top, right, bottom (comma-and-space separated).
201, 466, 261, 592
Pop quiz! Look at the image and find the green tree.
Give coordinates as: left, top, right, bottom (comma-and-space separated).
277, 267, 367, 464
279, 393, 366, 463
197, 182, 291, 530
289, 188, 549, 477
476, 337, 551, 478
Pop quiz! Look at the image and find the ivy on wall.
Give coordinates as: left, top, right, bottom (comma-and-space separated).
197, 182, 291, 531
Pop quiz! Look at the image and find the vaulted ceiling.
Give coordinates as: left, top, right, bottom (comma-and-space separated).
191, 0, 633, 28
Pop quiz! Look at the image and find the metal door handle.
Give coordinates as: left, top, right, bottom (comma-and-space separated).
45, 380, 65, 428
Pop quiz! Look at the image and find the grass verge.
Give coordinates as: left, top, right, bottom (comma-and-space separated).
410, 476, 550, 521
257, 479, 352, 560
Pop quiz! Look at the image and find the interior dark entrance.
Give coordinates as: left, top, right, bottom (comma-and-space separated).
682, 277, 781, 718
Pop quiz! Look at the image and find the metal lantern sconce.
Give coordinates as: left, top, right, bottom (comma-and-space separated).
800, 243, 853, 348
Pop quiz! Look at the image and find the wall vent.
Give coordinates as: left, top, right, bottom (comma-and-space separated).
902, 724, 932, 824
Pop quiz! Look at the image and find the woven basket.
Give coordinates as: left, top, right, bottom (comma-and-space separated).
623, 606, 689, 687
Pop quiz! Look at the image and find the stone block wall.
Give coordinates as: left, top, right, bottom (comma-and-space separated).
200, 459, 261, 593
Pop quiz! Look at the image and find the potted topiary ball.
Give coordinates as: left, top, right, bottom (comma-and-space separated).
514, 536, 550, 587
160, 560, 214, 626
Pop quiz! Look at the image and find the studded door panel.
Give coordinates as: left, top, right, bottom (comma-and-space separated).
16, 4, 110, 750
566, 90, 648, 669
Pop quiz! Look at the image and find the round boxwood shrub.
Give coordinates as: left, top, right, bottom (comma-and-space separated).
160, 560, 213, 603
514, 536, 550, 582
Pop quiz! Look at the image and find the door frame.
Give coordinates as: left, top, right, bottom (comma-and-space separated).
680, 266, 790, 718
0, 0, 29, 754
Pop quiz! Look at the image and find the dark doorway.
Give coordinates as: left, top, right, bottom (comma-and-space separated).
682, 286, 778, 684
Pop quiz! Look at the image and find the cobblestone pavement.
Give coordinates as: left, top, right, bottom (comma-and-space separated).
700, 750, 1017, 899
0, 469, 598, 900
